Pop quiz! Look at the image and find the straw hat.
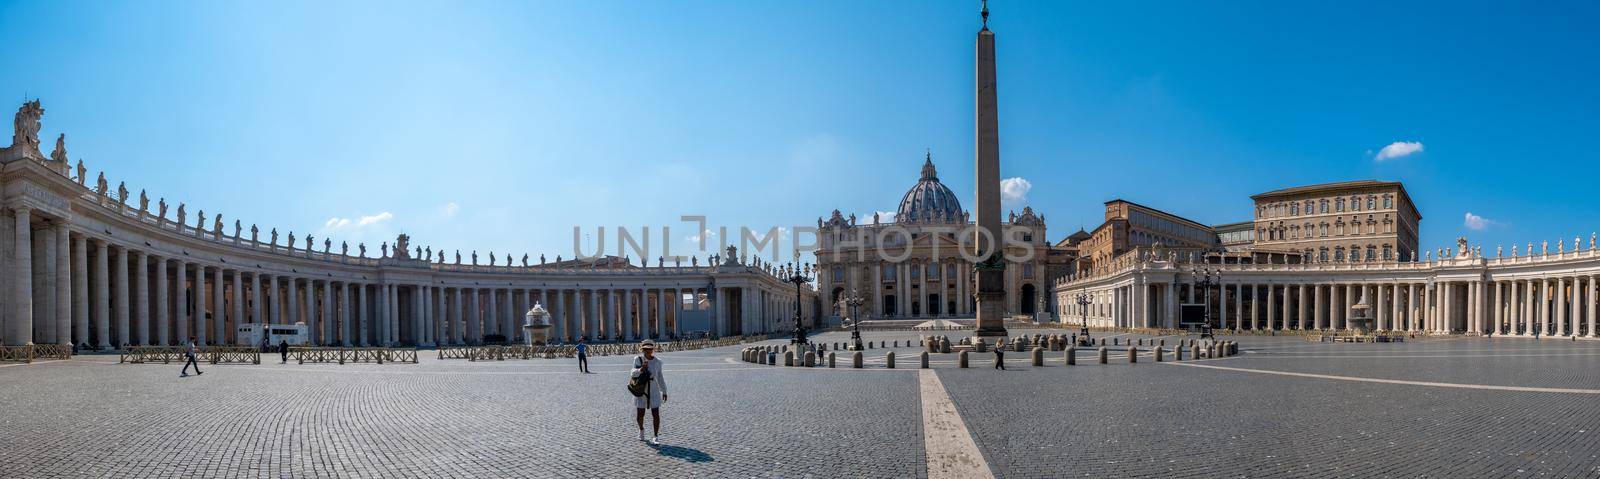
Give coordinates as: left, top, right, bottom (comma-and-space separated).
639, 339, 657, 350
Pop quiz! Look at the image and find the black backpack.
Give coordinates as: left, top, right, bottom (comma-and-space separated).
627, 357, 652, 397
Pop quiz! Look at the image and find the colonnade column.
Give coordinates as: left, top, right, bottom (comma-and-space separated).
6, 208, 32, 346
112, 248, 127, 349
230, 270, 243, 344
211, 266, 223, 344
68, 235, 86, 346
153, 256, 169, 345
88, 238, 108, 347
134, 251, 149, 346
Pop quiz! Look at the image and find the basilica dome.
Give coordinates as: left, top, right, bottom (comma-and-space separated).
896, 154, 964, 223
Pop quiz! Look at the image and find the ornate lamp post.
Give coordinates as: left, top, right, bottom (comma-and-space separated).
1074, 291, 1092, 345
785, 261, 813, 346
1190, 265, 1220, 340
844, 288, 865, 351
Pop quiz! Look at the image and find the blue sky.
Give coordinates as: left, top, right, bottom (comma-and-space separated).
3, 0, 1598, 263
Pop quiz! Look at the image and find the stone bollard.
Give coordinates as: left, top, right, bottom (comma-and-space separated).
1128, 346, 1138, 363
1207, 343, 1217, 358
958, 351, 969, 368
1015, 340, 1026, 352
1098, 347, 1108, 364
1175, 345, 1185, 361
920, 351, 930, 368
804, 351, 816, 367
768, 351, 777, 364
940, 338, 951, 354
1065, 347, 1076, 366
828, 351, 837, 368
785, 351, 795, 366
852, 351, 863, 369
886, 351, 896, 369
1154, 346, 1164, 362
1031, 347, 1044, 366
974, 338, 987, 353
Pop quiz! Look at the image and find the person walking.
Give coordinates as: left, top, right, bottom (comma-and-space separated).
576, 338, 590, 373
278, 339, 289, 364
993, 341, 1006, 370
631, 339, 667, 445
180, 337, 203, 377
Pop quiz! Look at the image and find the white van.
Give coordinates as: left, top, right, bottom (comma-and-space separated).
236, 323, 308, 347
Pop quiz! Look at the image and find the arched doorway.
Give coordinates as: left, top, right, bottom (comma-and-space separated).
1020, 284, 1036, 315
883, 295, 897, 317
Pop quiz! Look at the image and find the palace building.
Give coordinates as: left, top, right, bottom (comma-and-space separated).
0, 101, 816, 350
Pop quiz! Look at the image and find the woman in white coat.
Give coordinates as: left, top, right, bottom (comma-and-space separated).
631, 340, 667, 445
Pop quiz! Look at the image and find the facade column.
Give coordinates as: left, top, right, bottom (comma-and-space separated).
1267, 283, 1280, 331
1313, 284, 1325, 330
1492, 281, 1503, 335
462, 287, 477, 343
134, 251, 149, 346
1375, 284, 1388, 330
193, 264, 207, 346
451, 288, 465, 344
249, 272, 262, 327
113, 248, 128, 349
154, 256, 169, 345
6, 208, 32, 346
1245, 284, 1256, 330
71, 235, 88, 346
211, 266, 224, 345
337, 282, 349, 346
1391, 282, 1403, 333
355, 283, 369, 346
623, 289, 634, 341
173, 260, 188, 343
1297, 284, 1309, 330
1588, 276, 1598, 338
88, 237, 108, 347
267, 275, 281, 326
1558, 278, 1570, 336
230, 270, 243, 345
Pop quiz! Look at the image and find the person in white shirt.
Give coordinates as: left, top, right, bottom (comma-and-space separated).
631, 340, 667, 445
181, 337, 203, 377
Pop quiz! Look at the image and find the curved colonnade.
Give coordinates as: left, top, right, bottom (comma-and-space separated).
1, 158, 814, 349
1057, 246, 1600, 338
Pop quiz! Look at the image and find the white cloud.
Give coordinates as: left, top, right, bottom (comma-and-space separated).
322, 211, 394, 230
1375, 141, 1424, 161
357, 212, 394, 226
439, 202, 460, 218
687, 228, 717, 243
1464, 212, 1495, 231
1001, 177, 1032, 205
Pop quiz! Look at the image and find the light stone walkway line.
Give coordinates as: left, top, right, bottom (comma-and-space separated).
0, 360, 67, 369
919, 369, 995, 479
1240, 352, 1600, 360
1166, 361, 1600, 394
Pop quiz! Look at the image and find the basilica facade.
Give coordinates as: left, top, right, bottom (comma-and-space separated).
812, 155, 1068, 322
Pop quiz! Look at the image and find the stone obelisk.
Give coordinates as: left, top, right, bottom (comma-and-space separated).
972, 1, 1007, 338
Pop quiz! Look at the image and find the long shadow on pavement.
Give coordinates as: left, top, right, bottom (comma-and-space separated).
653, 444, 714, 463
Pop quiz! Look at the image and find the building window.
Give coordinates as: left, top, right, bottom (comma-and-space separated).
1320, 200, 1328, 213
1022, 233, 1033, 242
1367, 197, 1375, 210
882, 265, 896, 280
832, 267, 844, 282
1336, 199, 1344, 212
911, 264, 921, 280
1384, 196, 1392, 209
1023, 263, 1034, 278
1334, 248, 1345, 261
1366, 246, 1376, 261
930, 263, 941, 279
1291, 203, 1299, 215
1383, 245, 1393, 260
1319, 248, 1329, 262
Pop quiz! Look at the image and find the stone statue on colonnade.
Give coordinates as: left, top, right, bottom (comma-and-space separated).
139, 190, 149, 213
117, 182, 128, 205
342, 241, 349, 256
5, 100, 44, 160
380, 242, 387, 258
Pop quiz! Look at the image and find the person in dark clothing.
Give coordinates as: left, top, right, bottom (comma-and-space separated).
278, 340, 289, 364
993, 342, 1006, 370
576, 339, 590, 373
181, 337, 203, 377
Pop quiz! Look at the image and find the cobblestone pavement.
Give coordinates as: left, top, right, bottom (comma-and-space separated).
4, 331, 1600, 477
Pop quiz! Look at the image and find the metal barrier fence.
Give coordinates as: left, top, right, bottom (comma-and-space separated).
0, 344, 74, 363
120, 346, 261, 364
290, 347, 420, 364
438, 337, 751, 361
